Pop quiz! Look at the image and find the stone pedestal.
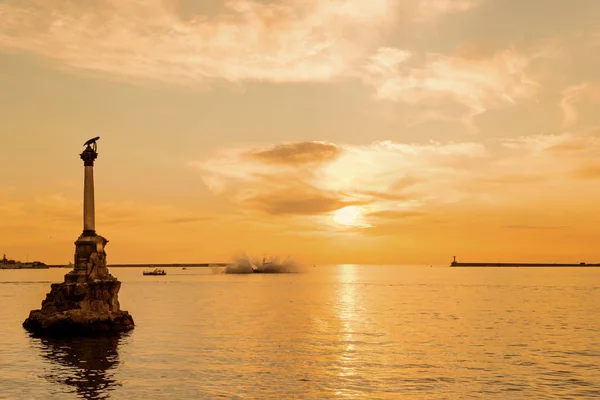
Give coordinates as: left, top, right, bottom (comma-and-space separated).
23, 234, 134, 337
69, 233, 110, 282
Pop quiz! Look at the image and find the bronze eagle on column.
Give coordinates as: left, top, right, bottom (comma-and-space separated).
83, 136, 100, 152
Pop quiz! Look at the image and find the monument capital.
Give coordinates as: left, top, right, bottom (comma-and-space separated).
80, 136, 100, 166
80, 146, 98, 166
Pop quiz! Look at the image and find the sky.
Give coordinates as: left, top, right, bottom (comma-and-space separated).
1, 0, 600, 265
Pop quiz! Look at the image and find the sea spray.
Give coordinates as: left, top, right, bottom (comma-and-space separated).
224, 253, 305, 274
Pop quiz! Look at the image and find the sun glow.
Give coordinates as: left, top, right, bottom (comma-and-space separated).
332, 206, 364, 227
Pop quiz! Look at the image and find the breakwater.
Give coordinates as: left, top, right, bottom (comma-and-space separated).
451, 262, 600, 267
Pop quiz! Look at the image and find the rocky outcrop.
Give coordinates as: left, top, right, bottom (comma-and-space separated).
23, 307, 134, 337
23, 236, 134, 337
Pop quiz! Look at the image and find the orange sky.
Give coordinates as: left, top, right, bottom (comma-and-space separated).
2, 0, 600, 265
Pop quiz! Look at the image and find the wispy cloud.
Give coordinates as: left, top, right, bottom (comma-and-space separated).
560, 83, 589, 128
0, 0, 486, 89
0, 193, 210, 231
0, 192, 225, 263
0, 0, 385, 85
248, 188, 363, 216
573, 164, 600, 180
501, 133, 600, 154
366, 209, 425, 219
5, 1, 549, 129
559, 82, 600, 128
245, 141, 342, 166
505, 225, 564, 230
361, 45, 542, 130
411, 0, 480, 22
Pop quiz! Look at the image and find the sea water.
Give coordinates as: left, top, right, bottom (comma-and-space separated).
1, 265, 599, 399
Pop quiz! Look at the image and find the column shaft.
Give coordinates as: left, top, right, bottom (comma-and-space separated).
83, 165, 95, 233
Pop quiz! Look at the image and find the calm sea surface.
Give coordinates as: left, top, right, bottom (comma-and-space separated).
1, 265, 599, 399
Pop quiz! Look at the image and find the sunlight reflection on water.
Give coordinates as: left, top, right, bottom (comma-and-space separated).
336, 264, 359, 397
1, 265, 600, 399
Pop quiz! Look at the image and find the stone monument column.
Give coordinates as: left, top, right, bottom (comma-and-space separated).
81, 145, 97, 236
72, 139, 106, 276
23, 137, 134, 336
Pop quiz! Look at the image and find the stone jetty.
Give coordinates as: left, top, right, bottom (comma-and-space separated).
23, 137, 134, 337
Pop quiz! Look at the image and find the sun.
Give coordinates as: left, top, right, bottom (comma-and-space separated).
332, 206, 364, 227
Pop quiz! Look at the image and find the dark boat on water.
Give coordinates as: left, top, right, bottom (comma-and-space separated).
143, 268, 166, 276
251, 257, 275, 273
251, 263, 268, 273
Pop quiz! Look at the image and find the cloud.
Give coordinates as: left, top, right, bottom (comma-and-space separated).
411, 0, 480, 22
193, 139, 488, 221
559, 82, 600, 128
165, 217, 212, 224
0, 0, 381, 84
245, 141, 341, 166
366, 210, 424, 219
560, 83, 589, 128
505, 225, 564, 230
248, 189, 362, 216
0, 194, 209, 231
547, 142, 590, 152
192, 133, 600, 231
361, 45, 541, 129
0, 0, 484, 87
353, 190, 411, 202
472, 134, 600, 191
501, 133, 600, 154
573, 164, 600, 180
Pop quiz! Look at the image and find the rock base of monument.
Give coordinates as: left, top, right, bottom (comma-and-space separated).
23, 308, 134, 337
23, 258, 134, 337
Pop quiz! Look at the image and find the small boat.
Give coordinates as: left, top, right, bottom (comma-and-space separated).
143, 268, 166, 276
252, 265, 264, 273
252, 257, 274, 273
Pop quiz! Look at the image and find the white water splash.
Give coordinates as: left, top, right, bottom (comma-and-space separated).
223, 253, 305, 274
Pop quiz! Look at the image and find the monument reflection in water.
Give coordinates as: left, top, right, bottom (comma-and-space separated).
37, 336, 122, 399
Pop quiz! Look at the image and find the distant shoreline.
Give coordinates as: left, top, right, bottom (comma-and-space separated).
43, 263, 231, 268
